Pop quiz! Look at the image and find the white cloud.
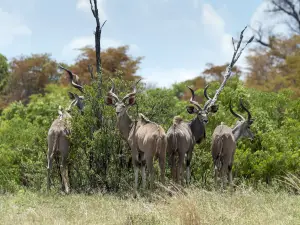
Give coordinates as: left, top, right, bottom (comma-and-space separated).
76, 0, 107, 21
201, 4, 225, 30
62, 35, 139, 62
193, 0, 200, 9
201, 4, 232, 61
140, 67, 201, 88
0, 8, 31, 47
199, 3, 238, 76
200, 3, 256, 73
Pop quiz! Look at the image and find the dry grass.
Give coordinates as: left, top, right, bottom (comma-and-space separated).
0, 187, 300, 225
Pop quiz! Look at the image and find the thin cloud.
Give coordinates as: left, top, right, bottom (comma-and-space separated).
76, 0, 107, 21
0, 8, 31, 48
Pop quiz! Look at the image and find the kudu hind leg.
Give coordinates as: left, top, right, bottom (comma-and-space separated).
170, 152, 177, 182
228, 164, 234, 191
186, 150, 193, 185
141, 161, 146, 190
60, 156, 70, 194
158, 152, 166, 184
177, 152, 185, 185
146, 156, 154, 190
47, 149, 53, 191
133, 164, 139, 198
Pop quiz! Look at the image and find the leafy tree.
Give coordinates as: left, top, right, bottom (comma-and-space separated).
5, 54, 61, 105
0, 53, 9, 92
202, 63, 241, 82
60, 46, 143, 86
246, 35, 300, 96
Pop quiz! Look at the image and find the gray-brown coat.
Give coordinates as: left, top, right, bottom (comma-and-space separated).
211, 99, 254, 189
167, 85, 218, 185
47, 66, 84, 194
105, 79, 167, 197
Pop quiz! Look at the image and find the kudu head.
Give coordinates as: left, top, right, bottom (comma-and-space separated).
59, 65, 85, 114
105, 79, 141, 117
186, 85, 218, 124
230, 99, 254, 140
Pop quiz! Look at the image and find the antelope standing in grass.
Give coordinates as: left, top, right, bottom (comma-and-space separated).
105, 79, 167, 197
211, 99, 254, 189
47, 66, 84, 194
167, 85, 218, 185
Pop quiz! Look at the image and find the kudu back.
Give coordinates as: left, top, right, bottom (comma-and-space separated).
105, 79, 167, 197
167, 85, 218, 185
47, 66, 85, 194
211, 99, 254, 189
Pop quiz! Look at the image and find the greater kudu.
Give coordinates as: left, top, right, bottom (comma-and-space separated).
167, 85, 218, 185
47, 66, 85, 194
105, 79, 167, 197
211, 99, 254, 189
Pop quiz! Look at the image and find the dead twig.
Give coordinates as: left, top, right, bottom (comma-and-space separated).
206, 26, 254, 109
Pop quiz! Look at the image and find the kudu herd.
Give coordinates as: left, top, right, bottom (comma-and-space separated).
47, 69, 254, 195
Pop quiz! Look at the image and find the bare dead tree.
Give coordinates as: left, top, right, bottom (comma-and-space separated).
89, 0, 107, 95
250, 23, 273, 48
267, 0, 300, 34
205, 27, 254, 109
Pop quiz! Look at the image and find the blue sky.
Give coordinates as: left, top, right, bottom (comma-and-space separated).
0, 0, 271, 87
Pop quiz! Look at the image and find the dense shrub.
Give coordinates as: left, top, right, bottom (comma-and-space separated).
0, 76, 299, 193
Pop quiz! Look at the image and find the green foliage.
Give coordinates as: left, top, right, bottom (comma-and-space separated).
0, 53, 8, 93
0, 85, 72, 192
0, 74, 300, 193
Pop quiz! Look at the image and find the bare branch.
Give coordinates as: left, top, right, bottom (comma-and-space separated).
267, 0, 300, 34
89, 0, 106, 97
232, 37, 236, 51
101, 20, 107, 30
206, 26, 254, 109
249, 23, 273, 48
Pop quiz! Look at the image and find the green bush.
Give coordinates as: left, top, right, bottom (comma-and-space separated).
0, 76, 299, 193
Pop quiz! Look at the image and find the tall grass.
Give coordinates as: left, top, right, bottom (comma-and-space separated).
1, 186, 300, 225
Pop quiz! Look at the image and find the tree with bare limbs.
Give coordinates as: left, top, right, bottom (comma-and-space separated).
89, 0, 107, 95
268, 0, 300, 34
252, 0, 300, 48
205, 27, 254, 109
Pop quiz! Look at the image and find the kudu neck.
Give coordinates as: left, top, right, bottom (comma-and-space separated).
189, 117, 206, 143
117, 110, 133, 140
232, 123, 243, 142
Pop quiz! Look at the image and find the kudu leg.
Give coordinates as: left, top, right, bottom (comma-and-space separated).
146, 157, 154, 190
220, 167, 228, 191
228, 166, 233, 191
158, 153, 166, 185
133, 164, 139, 198
141, 163, 146, 189
170, 153, 176, 182
186, 150, 193, 185
60, 157, 70, 194
214, 166, 220, 189
47, 149, 53, 192
177, 153, 185, 185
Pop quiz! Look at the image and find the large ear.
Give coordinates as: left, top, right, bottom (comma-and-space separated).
68, 92, 75, 100
105, 96, 116, 106
73, 92, 80, 100
186, 105, 197, 114
127, 95, 136, 106
209, 104, 219, 113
